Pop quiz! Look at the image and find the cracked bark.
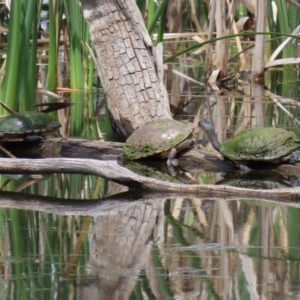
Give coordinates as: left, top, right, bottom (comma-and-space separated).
80, 0, 172, 138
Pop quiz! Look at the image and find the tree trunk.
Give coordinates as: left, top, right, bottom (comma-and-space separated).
80, 0, 172, 138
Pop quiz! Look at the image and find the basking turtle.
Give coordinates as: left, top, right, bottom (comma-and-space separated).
123, 118, 194, 165
200, 119, 300, 169
0, 111, 61, 142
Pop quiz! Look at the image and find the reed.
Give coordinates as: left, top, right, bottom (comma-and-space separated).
146, 0, 169, 42
4, 209, 90, 298
46, 0, 63, 91
2, 0, 23, 111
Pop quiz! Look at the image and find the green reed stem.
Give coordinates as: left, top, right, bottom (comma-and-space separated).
156, 1, 168, 43
46, 0, 63, 91
136, 0, 146, 13
8, 209, 25, 299
2, 1, 42, 112
147, 0, 169, 36
63, 0, 86, 136
274, 0, 299, 97
2, 0, 22, 111
19, 0, 40, 111
151, 245, 174, 299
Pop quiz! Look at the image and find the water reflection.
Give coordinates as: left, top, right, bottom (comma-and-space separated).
1, 192, 300, 299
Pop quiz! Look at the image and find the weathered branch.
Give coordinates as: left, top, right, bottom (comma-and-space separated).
0, 157, 299, 200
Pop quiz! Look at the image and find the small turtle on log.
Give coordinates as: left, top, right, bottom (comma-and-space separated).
0, 111, 61, 142
123, 118, 194, 166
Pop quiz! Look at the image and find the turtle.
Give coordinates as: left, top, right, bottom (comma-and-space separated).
199, 118, 300, 169
0, 111, 61, 142
123, 118, 194, 166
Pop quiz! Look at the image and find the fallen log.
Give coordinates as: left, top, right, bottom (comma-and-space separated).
0, 157, 299, 200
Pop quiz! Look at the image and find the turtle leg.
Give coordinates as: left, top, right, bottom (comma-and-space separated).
167, 148, 178, 166
287, 150, 300, 164
224, 157, 251, 171
167, 148, 179, 176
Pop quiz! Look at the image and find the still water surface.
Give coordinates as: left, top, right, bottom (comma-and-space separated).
0, 191, 300, 299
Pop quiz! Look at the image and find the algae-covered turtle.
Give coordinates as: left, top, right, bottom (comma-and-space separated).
123, 118, 194, 165
200, 118, 300, 169
0, 111, 61, 141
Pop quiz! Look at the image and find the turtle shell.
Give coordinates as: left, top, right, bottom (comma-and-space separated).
123, 118, 193, 160
0, 111, 61, 140
21, 111, 61, 132
220, 127, 300, 162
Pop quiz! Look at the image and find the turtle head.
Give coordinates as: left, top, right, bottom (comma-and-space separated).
199, 119, 221, 152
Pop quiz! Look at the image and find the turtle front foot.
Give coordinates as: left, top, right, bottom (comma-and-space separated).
167, 148, 180, 176
288, 150, 300, 164
167, 148, 179, 166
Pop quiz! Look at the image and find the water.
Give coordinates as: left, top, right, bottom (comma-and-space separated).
1, 193, 300, 299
